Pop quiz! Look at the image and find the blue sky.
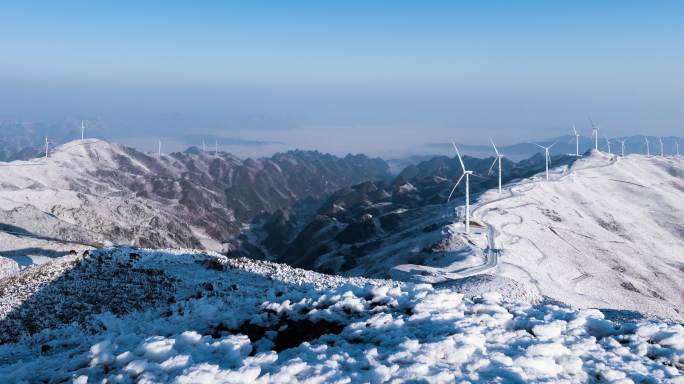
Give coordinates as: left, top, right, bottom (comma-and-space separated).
1, 1, 683, 156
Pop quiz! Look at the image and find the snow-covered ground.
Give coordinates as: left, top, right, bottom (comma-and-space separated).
394, 152, 684, 321
0, 140, 203, 271
0, 248, 682, 382
477, 152, 684, 321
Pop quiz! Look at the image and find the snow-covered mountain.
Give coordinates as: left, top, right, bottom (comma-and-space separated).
0, 248, 682, 382
246, 151, 684, 322
0, 139, 390, 267
248, 152, 574, 273
0, 144, 683, 380
389, 151, 684, 322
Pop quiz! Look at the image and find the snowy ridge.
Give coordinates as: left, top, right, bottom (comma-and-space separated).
0, 139, 391, 271
0, 248, 682, 382
391, 151, 684, 321
473, 152, 684, 321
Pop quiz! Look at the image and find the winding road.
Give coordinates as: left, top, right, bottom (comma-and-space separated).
412, 151, 623, 282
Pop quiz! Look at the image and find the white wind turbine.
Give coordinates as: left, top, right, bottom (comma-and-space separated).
534, 142, 556, 181
604, 136, 612, 155
572, 125, 580, 156
644, 136, 650, 156
215, 140, 219, 156
618, 139, 627, 157
658, 137, 664, 156
44, 136, 49, 160
590, 118, 600, 151
487, 138, 504, 195
81, 121, 85, 141
676, 140, 680, 156
447, 141, 474, 234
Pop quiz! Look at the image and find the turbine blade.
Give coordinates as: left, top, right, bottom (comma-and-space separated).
487, 157, 498, 175
447, 174, 465, 202
489, 137, 499, 156
534, 143, 545, 149
572, 125, 578, 136
548, 141, 557, 149
451, 140, 465, 172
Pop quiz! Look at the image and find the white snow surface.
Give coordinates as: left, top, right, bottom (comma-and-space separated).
473, 152, 684, 321
0, 248, 682, 382
395, 152, 684, 321
0, 139, 203, 270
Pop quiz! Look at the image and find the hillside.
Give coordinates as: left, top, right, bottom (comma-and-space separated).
391, 151, 684, 321
0, 139, 390, 270
0, 248, 681, 382
247, 152, 574, 272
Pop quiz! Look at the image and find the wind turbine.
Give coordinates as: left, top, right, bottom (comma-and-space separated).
487, 138, 504, 195
81, 121, 85, 141
604, 136, 612, 155
676, 140, 680, 156
644, 136, 650, 156
534, 142, 556, 181
447, 141, 473, 234
658, 137, 664, 156
572, 125, 580, 156
618, 139, 627, 157
590, 118, 600, 151
215, 140, 218, 156
44, 136, 49, 160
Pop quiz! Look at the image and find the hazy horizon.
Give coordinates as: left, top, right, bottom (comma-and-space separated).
1, 1, 683, 157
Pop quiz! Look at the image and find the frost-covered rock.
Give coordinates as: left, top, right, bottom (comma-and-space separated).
0, 248, 681, 382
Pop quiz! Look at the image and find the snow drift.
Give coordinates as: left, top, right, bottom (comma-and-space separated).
0, 248, 682, 382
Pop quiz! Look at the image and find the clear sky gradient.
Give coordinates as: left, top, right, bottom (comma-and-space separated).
1, 1, 683, 156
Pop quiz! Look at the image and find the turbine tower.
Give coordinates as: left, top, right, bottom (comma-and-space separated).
534, 142, 556, 181
619, 139, 627, 157
158, 140, 162, 158
215, 140, 218, 156
488, 138, 504, 195
590, 118, 600, 151
658, 137, 664, 156
676, 140, 680, 156
604, 136, 612, 155
447, 141, 473, 234
81, 121, 85, 141
644, 137, 650, 156
572, 125, 580, 156
44, 136, 49, 159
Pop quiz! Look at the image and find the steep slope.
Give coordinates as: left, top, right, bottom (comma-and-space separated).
0, 248, 682, 382
257, 151, 684, 320
392, 151, 684, 320
0, 139, 390, 270
260, 153, 574, 276
471, 151, 684, 320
